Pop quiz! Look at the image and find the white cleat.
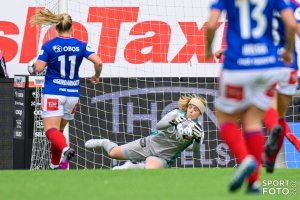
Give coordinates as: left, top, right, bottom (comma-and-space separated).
85, 139, 109, 149
112, 161, 133, 170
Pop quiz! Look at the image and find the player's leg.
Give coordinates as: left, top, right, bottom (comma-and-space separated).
57, 96, 81, 169
42, 95, 71, 169
265, 68, 299, 172
44, 116, 64, 169
265, 93, 292, 172
85, 138, 120, 157
245, 68, 280, 190
86, 137, 151, 163
241, 105, 265, 193
216, 109, 249, 164
215, 70, 250, 165
215, 70, 256, 192
144, 156, 168, 169
263, 93, 283, 152
112, 161, 146, 170
49, 118, 70, 169
60, 118, 69, 131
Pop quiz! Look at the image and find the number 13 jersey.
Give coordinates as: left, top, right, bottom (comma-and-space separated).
210, 0, 290, 70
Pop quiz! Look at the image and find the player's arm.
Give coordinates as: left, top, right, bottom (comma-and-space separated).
28, 58, 47, 74
88, 53, 102, 84
205, 9, 222, 58
280, 8, 296, 64
156, 110, 182, 130
192, 122, 205, 153
215, 49, 225, 59
34, 60, 47, 73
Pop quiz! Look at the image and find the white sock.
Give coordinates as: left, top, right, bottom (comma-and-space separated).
62, 146, 69, 155
128, 162, 145, 169
50, 163, 59, 169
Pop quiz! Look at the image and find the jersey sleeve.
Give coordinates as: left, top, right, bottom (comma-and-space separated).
37, 45, 49, 63
84, 43, 95, 59
294, 6, 300, 23
210, 0, 225, 11
156, 109, 183, 130
276, 0, 290, 12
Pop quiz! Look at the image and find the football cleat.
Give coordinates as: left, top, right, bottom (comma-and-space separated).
265, 125, 282, 157
229, 155, 257, 192
246, 181, 261, 194
59, 148, 75, 169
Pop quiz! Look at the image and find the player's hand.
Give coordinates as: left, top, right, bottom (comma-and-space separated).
192, 123, 204, 141
28, 58, 37, 74
169, 116, 186, 126
90, 75, 100, 84
215, 49, 224, 59
280, 49, 293, 65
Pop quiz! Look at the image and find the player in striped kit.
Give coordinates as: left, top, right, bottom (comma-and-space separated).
85, 94, 206, 169
206, 0, 296, 193
29, 9, 102, 169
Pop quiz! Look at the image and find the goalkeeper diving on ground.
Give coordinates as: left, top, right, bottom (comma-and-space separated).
85, 94, 207, 169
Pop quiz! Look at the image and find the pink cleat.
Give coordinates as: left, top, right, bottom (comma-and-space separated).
59, 148, 75, 169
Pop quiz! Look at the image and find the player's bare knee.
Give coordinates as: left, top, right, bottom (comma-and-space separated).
145, 158, 164, 169
108, 146, 122, 159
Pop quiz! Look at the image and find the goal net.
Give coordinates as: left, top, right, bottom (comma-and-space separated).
30, 0, 300, 169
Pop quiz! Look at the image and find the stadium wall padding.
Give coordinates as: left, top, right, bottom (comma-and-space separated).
0, 78, 14, 169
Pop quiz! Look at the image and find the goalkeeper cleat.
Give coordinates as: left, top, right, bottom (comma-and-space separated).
112, 161, 133, 170
229, 155, 257, 192
246, 181, 261, 194
265, 125, 282, 157
85, 139, 109, 149
59, 148, 75, 169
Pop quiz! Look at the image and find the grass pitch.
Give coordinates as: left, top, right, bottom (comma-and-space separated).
0, 168, 299, 200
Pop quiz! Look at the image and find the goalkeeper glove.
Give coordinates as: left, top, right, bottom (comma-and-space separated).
169, 116, 186, 126
192, 122, 204, 142
28, 58, 37, 74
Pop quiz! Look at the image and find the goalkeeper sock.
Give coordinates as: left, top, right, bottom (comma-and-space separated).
267, 118, 287, 162
220, 122, 248, 163
101, 139, 118, 154
263, 108, 279, 132
46, 128, 68, 152
244, 131, 264, 184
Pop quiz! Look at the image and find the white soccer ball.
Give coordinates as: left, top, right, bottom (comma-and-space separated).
28, 57, 37, 74
176, 119, 196, 139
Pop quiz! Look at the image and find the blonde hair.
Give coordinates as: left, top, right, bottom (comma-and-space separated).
30, 9, 72, 33
178, 94, 207, 113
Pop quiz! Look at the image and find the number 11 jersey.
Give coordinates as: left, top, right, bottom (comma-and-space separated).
38, 36, 95, 97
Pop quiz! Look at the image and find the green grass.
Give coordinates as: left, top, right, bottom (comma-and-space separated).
0, 168, 299, 200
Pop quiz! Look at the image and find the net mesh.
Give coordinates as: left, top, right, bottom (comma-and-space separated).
30, 0, 300, 170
